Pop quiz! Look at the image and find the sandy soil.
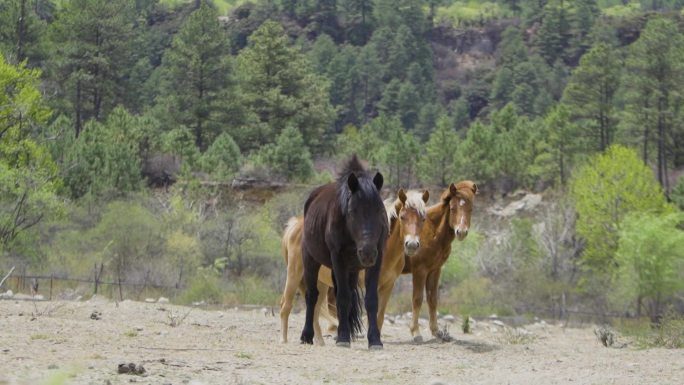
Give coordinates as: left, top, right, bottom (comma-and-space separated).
0, 297, 682, 385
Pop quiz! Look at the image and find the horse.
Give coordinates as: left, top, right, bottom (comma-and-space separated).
279, 216, 338, 346
279, 189, 429, 344
403, 181, 478, 342
300, 156, 388, 349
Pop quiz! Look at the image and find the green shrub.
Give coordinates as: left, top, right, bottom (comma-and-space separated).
177, 273, 224, 305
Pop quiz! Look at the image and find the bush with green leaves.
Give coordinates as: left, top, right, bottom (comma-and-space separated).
612, 212, 684, 320
570, 145, 673, 278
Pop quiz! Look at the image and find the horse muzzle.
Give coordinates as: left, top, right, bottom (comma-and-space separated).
357, 246, 378, 267
403, 236, 420, 256
455, 227, 469, 241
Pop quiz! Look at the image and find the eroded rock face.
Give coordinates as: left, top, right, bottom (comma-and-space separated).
487, 193, 543, 217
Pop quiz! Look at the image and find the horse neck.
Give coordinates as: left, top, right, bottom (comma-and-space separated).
426, 202, 454, 244
385, 217, 402, 257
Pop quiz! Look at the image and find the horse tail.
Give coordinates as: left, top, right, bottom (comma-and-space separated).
349, 276, 364, 340
281, 217, 300, 265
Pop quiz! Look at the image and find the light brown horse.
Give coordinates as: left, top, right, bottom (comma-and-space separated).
403, 181, 478, 342
279, 189, 429, 344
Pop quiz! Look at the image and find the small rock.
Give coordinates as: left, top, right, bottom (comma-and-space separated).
144, 298, 155, 303
1, 290, 14, 299
90, 311, 102, 320
134, 326, 144, 332
117, 363, 146, 375
442, 314, 456, 323
157, 297, 169, 304
492, 320, 505, 327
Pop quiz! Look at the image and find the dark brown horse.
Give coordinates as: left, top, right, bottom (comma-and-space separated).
300, 156, 388, 349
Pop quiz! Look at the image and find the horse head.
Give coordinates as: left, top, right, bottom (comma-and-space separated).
343, 170, 387, 268
440, 180, 478, 241
392, 189, 429, 256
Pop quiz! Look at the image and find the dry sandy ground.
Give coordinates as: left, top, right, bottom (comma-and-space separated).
0, 297, 682, 385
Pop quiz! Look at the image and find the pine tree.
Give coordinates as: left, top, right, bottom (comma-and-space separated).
236, 20, 335, 154
418, 115, 459, 187
262, 126, 314, 181
48, 0, 134, 137
622, 17, 684, 192
155, 2, 234, 151
562, 43, 619, 153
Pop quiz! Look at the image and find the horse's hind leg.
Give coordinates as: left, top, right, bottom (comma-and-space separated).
279, 253, 303, 343
300, 251, 320, 345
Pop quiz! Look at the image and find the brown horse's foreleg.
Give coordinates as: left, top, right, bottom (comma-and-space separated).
376, 280, 395, 334
279, 255, 303, 343
410, 270, 427, 342
426, 268, 442, 337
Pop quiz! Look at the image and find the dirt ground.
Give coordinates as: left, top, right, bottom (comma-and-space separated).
0, 297, 682, 385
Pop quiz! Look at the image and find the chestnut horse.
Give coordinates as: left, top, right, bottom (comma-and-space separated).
279, 189, 429, 344
300, 156, 388, 349
403, 181, 478, 342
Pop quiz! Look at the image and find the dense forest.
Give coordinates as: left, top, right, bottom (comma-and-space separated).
1, 0, 683, 335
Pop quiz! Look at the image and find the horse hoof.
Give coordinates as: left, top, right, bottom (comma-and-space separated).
335, 341, 351, 348
369, 344, 383, 351
413, 335, 423, 343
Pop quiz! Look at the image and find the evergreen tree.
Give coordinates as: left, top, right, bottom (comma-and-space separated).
418, 115, 459, 187
535, 0, 571, 64
200, 133, 242, 180
0, 0, 47, 65
261, 125, 314, 181
155, 2, 234, 151
622, 17, 684, 192
236, 20, 335, 154
48, 0, 134, 137
563, 43, 620, 153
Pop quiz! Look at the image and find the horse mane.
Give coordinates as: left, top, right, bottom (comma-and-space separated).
337, 155, 381, 214
386, 190, 427, 220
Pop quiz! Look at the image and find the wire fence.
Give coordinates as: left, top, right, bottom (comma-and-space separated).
1, 267, 183, 301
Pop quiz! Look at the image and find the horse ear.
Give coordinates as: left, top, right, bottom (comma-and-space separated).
422, 190, 430, 203
373, 172, 384, 191
471, 183, 479, 195
441, 183, 456, 203
347, 173, 360, 193
398, 188, 407, 204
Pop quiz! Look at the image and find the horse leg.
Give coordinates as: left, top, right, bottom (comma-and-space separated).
279, 255, 303, 343
319, 286, 338, 334
426, 268, 442, 338
300, 251, 320, 345
312, 280, 328, 346
364, 261, 383, 349
332, 258, 352, 347
376, 280, 394, 335
410, 270, 428, 342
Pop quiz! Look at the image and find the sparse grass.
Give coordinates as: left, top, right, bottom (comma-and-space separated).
31, 333, 50, 340
496, 327, 536, 345
124, 330, 138, 338
617, 314, 684, 349
235, 351, 252, 359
